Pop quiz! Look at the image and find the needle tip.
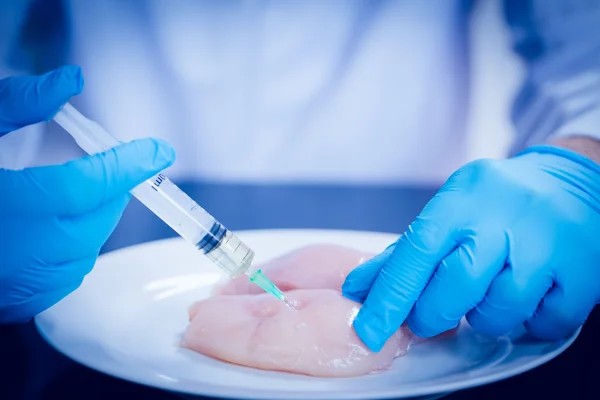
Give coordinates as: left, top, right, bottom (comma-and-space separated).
283, 297, 296, 309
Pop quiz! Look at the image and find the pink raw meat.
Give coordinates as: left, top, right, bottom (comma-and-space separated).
183, 244, 454, 377
216, 244, 375, 296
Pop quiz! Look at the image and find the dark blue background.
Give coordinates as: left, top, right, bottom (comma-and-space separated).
1, 183, 598, 399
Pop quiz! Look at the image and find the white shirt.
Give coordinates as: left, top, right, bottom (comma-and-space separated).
2, 1, 599, 184
61, 0, 471, 184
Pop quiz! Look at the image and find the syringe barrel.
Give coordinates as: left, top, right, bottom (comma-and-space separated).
204, 230, 255, 277
53, 103, 254, 277
132, 175, 255, 277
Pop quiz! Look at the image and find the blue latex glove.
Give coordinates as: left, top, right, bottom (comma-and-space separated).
0, 65, 175, 323
342, 146, 600, 351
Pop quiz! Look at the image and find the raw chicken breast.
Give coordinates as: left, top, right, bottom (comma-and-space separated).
216, 244, 375, 296
184, 244, 454, 377
184, 289, 414, 377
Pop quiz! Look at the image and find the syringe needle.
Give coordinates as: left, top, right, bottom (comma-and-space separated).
281, 296, 295, 309
247, 268, 294, 307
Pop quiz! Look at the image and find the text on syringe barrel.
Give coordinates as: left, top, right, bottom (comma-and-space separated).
131, 173, 218, 247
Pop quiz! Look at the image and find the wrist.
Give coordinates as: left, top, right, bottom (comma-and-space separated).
550, 135, 600, 166
516, 141, 600, 198
518, 138, 600, 177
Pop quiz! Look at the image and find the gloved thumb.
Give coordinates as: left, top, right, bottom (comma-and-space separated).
0, 137, 175, 216
351, 193, 461, 351
0, 65, 83, 136
342, 242, 396, 303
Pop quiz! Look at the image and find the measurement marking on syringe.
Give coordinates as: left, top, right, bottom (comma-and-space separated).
151, 174, 167, 192
153, 174, 166, 187
147, 177, 213, 233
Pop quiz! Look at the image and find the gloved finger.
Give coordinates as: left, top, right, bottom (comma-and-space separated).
0, 195, 128, 268
0, 269, 88, 324
0, 65, 83, 135
466, 264, 554, 337
525, 284, 596, 341
352, 193, 463, 352
0, 137, 175, 216
406, 230, 508, 338
342, 242, 396, 303
7, 251, 98, 302
34, 194, 131, 264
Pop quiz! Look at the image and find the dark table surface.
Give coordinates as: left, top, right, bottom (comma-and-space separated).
1, 183, 598, 400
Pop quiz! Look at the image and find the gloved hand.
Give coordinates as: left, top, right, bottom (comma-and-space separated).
0, 65, 175, 323
342, 145, 600, 352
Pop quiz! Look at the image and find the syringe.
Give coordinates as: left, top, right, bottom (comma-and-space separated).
52, 102, 293, 308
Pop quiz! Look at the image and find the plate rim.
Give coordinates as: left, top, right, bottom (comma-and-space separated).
34, 229, 582, 399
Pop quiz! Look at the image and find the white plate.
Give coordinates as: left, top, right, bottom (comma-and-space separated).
35, 229, 579, 400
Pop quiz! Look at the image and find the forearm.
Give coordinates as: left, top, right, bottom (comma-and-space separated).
551, 136, 600, 166
503, 1, 600, 156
